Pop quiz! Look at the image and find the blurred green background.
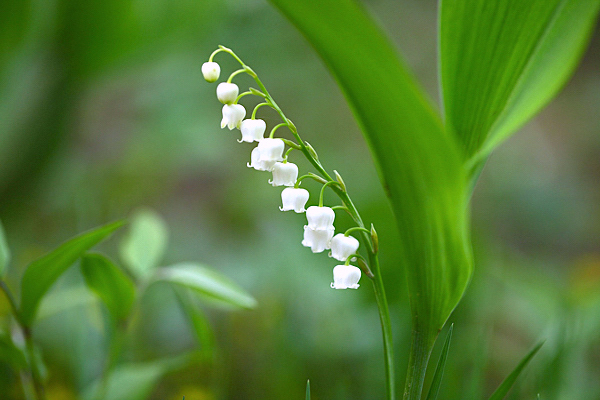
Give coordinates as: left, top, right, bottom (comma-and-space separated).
1, 0, 599, 399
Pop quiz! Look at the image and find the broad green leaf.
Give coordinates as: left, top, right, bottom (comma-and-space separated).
268, 0, 473, 396
440, 0, 600, 162
425, 324, 453, 400
20, 220, 124, 327
172, 287, 215, 360
81, 354, 194, 400
81, 253, 136, 321
0, 331, 27, 370
488, 341, 544, 400
0, 219, 10, 277
120, 208, 168, 281
155, 263, 257, 310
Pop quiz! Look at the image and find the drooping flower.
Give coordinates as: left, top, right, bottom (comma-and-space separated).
305, 206, 335, 230
270, 162, 298, 187
217, 82, 239, 105
280, 188, 309, 213
257, 138, 285, 162
302, 225, 334, 253
330, 264, 361, 289
240, 119, 266, 143
221, 104, 246, 130
201, 62, 220, 82
330, 234, 360, 262
247, 146, 276, 171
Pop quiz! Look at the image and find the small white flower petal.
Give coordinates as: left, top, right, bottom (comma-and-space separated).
306, 206, 335, 230
330, 234, 360, 262
280, 188, 309, 213
240, 119, 266, 143
201, 62, 220, 82
270, 162, 298, 187
257, 138, 285, 162
331, 264, 361, 289
216, 82, 239, 104
302, 226, 334, 253
248, 146, 276, 171
221, 104, 246, 130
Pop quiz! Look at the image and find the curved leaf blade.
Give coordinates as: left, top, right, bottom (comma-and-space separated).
20, 220, 124, 326
425, 324, 454, 400
155, 263, 257, 310
81, 253, 136, 321
269, 0, 472, 345
440, 0, 600, 160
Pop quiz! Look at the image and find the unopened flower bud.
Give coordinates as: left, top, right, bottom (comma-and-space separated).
221, 104, 246, 130
280, 188, 309, 213
257, 138, 284, 162
240, 119, 266, 143
270, 162, 298, 187
330, 234, 359, 262
217, 82, 239, 104
306, 206, 335, 230
247, 146, 276, 171
201, 62, 220, 82
331, 264, 361, 289
302, 225, 334, 253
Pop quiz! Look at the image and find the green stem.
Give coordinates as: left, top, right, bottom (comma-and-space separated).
344, 226, 371, 237
1, 281, 46, 400
318, 181, 339, 207
369, 253, 396, 400
403, 323, 434, 400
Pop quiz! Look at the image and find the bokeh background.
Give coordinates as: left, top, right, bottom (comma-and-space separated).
1, 0, 599, 399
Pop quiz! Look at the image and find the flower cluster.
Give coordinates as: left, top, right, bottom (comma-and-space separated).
202, 48, 373, 290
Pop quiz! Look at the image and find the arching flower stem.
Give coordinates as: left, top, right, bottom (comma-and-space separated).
235, 91, 254, 103
269, 122, 288, 139
215, 45, 395, 400
252, 102, 271, 119
344, 226, 371, 237
318, 180, 341, 207
227, 68, 247, 84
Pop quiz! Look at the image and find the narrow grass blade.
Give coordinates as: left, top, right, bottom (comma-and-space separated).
20, 220, 124, 326
425, 324, 454, 400
306, 379, 310, 400
488, 341, 544, 400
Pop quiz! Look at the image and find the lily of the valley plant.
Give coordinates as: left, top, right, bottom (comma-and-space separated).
202, 45, 395, 395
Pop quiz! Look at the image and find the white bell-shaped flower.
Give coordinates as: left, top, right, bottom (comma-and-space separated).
302, 225, 334, 253
331, 264, 361, 289
217, 82, 239, 104
247, 146, 276, 171
257, 138, 284, 162
280, 188, 309, 213
201, 62, 220, 82
306, 206, 335, 230
240, 119, 266, 143
221, 104, 246, 130
330, 234, 360, 262
269, 162, 298, 187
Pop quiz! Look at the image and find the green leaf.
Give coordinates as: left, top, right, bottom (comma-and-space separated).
425, 324, 454, 400
81, 354, 194, 400
172, 287, 215, 361
268, 0, 473, 396
0, 219, 10, 277
120, 208, 168, 281
0, 331, 27, 370
488, 341, 544, 400
440, 0, 600, 161
306, 379, 311, 400
155, 263, 257, 310
20, 220, 124, 327
81, 253, 136, 321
